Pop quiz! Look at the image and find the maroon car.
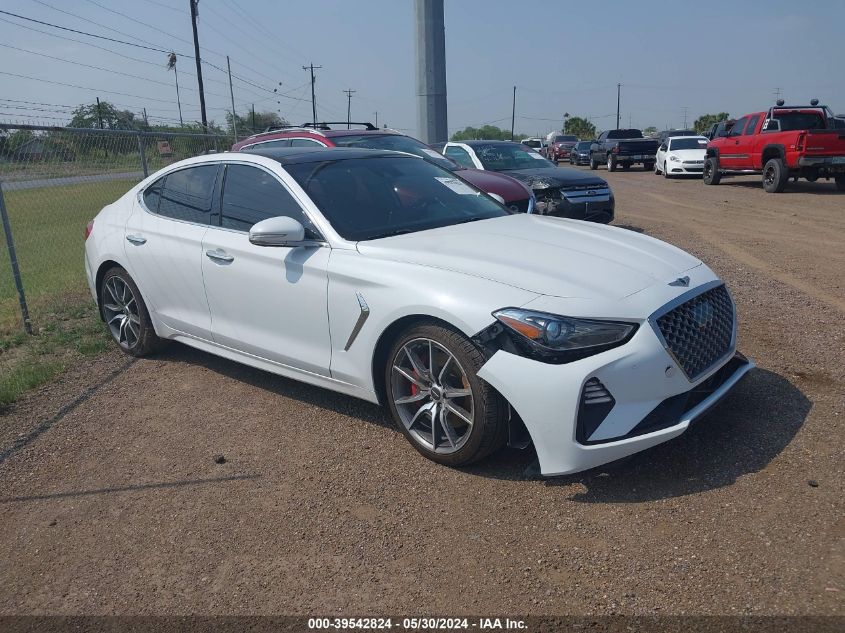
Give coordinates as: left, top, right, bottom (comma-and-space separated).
232, 123, 534, 213
546, 134, 579, 162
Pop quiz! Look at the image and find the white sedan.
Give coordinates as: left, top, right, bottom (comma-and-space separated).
84, 147, 753, 477
655, 135, 709, 177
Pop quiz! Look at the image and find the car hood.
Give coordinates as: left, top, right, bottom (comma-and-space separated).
499, 166, 607, 190
457, 168, 532, 202
356, 214, 701, 301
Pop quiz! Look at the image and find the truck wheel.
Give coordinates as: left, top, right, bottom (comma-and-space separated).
703, 157, 721, 185
835, 175, 845, 191
607, 155, 617, 172
589, 156, 598, 170
643, 161, 654, 172
762, 158, 789, 193
621, 162, 631, 170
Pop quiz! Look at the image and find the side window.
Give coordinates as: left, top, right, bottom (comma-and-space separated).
142, 176, 165, 213
220, 164, 319, 237
730, 117, 748, 136
157, 165, 218, 224
444, 146, 474, 168
744, 115, 760, 135
290, 138, 325, 147
251, 139, 291, 149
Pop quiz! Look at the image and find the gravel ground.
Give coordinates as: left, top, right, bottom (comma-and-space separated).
0, 169, 842, 617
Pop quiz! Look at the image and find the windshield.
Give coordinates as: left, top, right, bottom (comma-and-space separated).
670, 138, 708, 150
330, 133, 458, 170
473, 143, 555, 171
575, 141, 592, 150
554, 135, 577, 143
285, 156, 509, 241
522, 139, 542, 148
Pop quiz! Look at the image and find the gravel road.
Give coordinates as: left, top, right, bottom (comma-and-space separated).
0, 168, 842, 617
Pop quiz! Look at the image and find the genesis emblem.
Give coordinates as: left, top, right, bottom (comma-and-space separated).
669, 276, 690, 287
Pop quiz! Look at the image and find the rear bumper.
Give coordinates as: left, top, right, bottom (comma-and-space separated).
798, 156, 845, 172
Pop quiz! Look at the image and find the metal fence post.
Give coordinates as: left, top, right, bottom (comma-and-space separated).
137, 133, 149, 178
213, 136, 220, 152
0, 182, 33, 334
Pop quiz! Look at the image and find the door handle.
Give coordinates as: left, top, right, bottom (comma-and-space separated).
205, 249, 234, 263
126, 235, 147, 245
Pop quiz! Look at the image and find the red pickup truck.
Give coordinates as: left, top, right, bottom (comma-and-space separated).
704, 101, 845, 192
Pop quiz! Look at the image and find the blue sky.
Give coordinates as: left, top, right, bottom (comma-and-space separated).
1, 0, 843, 136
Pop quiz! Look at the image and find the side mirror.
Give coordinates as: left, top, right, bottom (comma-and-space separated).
488, 193, 506, 205
249, 215, 306, 247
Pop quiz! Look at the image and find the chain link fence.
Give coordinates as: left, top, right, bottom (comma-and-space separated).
0, 123, 230, 335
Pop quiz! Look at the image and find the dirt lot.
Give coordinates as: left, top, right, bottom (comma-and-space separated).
0, 169, 842, 617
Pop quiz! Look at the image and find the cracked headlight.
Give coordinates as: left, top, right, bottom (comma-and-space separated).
492, 308, 637, 362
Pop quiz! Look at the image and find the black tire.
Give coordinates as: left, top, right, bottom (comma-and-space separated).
621, 162, 631, 170
762, 157, 789, 193
384, 322, 508, 467
703, 157, 721, 185
835, 175, 845, 191
99, 266, 162, 357
607, 154, 617, 172
654, 161, 662, 175
643, 161, 654, 172
589, 156, 599, 170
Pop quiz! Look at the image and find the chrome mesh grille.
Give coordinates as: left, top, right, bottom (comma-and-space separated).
656, 285, 734, 380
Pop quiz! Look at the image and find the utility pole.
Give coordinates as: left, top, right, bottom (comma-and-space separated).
251, 103, 255, 133
373, 111, 378, 128
167, 52, 183, 127
773, 87, 782, 102
343, 88, 356, 129
682, 106, 689, 129
189, 0, 208, 132
227, 55, 238, 141
96, 97, 104, 129
415, 0, 448, 144
616, 83, 621, 130
302, 63, 322, 127
510, 85, 516, 141
142, 107, 149, 126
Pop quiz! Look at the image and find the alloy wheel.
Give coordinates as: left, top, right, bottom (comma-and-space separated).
764, 165, 776, 187
390, 338, 475, 454
102, 275, 141, 350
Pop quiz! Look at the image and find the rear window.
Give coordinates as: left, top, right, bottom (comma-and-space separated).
773, 111, 827, 131
606, 129, 643, 139
554, 135, 577, 142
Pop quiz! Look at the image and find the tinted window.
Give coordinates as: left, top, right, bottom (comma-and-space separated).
249, 139, 290, 149
286, 156, 508, 241
773, 112, 826, 131
290, 138, 324, 147
729, 117, 748, 136
158, 165, 218, 223
554, 135, 577, 142
606, 129, 643, 139
669, 138, 708, 150
333, 133, 457, 170
744, 115, 760, 135
221, 164, 318, 236
444, 146, 475, 168
522, 139, 542, 148
142, 176, 164, 212
575, 142, 592, 150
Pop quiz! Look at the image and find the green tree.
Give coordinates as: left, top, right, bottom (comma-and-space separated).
563, 116, 596, 140
227, 110, 288, 137
450, 125, 526, 141
642, 126, 658, 137
694, 112, 730, 135
69, 101, 140, 130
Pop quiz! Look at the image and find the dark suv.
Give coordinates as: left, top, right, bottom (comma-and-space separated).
232, 123, 534, 213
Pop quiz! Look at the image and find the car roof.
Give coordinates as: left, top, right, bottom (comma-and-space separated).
667, 135, 708, 141
239, 146, 412, 164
